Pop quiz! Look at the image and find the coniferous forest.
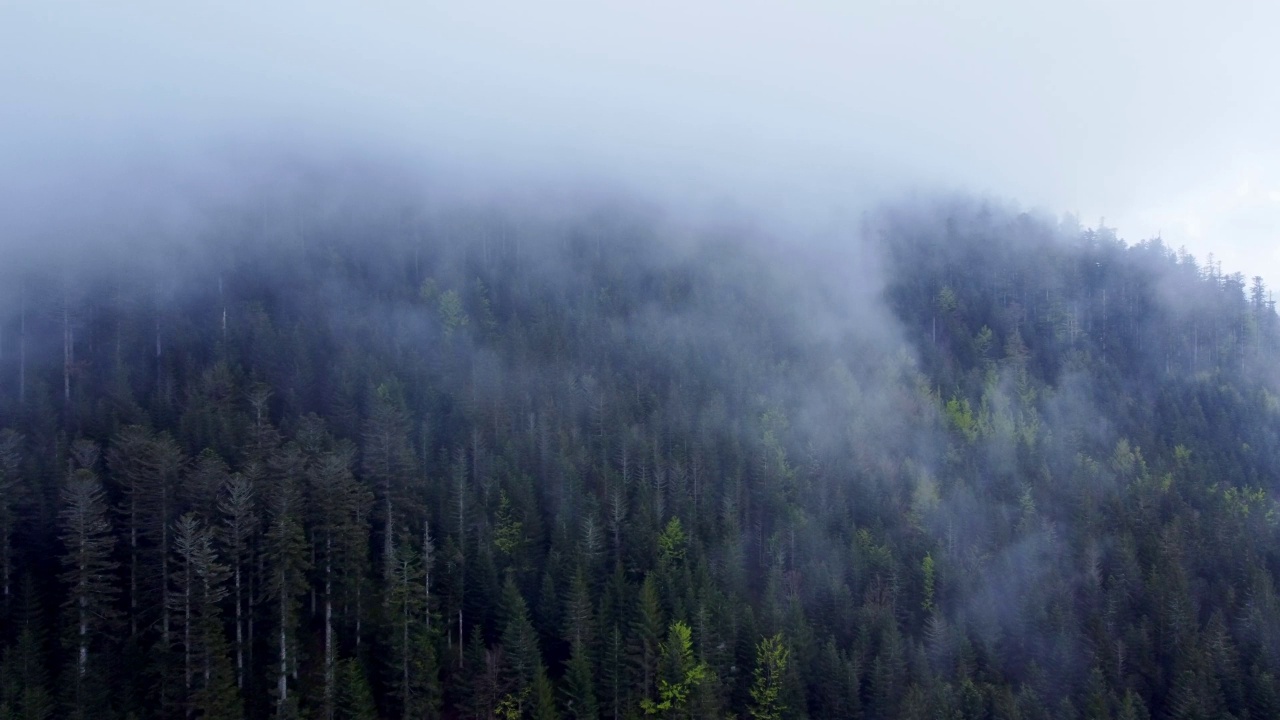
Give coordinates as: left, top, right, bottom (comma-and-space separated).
3, 164, 1280, 720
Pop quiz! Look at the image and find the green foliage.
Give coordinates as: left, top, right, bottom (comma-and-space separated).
561, 645, 597, 720
630, 575, 664, 705
500, 575, 543, 694
921, 553, 936, 613
657, 517, 686, 568
936, 286, 958, 314
493, 490, 526, 561
972, 325, 994, 364
945, 395, 979, 443
4, 192, 1280, 720
334, 659, 378, 720
641, 621, 707, 718
438, 289, 469, 338
747, 634, 789, 720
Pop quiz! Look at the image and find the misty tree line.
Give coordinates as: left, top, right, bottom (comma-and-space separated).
2, 182, 1280, 720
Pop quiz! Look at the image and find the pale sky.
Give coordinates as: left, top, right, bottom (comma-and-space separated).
2, 1, 1277, 281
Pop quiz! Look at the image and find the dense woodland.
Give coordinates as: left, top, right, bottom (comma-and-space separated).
2, 170, 1280, 720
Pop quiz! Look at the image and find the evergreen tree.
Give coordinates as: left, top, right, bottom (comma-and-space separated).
0, 578, 54, 720
630, 575, 663, 708
264, 444, 309, 718
169, 512, 232, 718
217, 468, 258, 694
748, 634, 789, 720
107, 426, 184, 646
57, 467, 118, 720
641, 621, 707, 719
561, 642, 598, 720
498, 575, 544, 713
386, 530, 440, 719
333, 659, 377, 720
307, 443, 370, 720
0, 430, 22, 611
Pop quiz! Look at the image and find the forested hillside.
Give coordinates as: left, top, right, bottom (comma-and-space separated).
2, 171, 1280, 720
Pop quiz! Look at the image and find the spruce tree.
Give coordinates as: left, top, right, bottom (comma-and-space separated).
57, 467, 118, 720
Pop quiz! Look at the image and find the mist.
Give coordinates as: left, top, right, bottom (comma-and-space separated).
3, 4, 1280, 720
6, 1, 1278, 275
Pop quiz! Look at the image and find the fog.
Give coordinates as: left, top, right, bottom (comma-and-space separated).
4, 1, 1278, 279
4, 7, 1280, 718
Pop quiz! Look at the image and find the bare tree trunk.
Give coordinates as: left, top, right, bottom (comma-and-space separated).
63, 301, 71, 406
353, 501, 365, 651
18, 281, 25, 406
423, 520, 431, 630
130, 500, 139, 637
383, 497, 394, 594
402, 576, 410, 720
250, 545, 260, 696
456, 461, 465, 665
311, 541, 317, 617
324, 535, 334, 720
355, 573, 362, 650
184, 573, 193, 710
218, 274, 227, 342
234, 562, 244, 689
204, 597, 213, 688
162, 489, 171, 647
79, 589, 88, 676
278, 569, 288, 712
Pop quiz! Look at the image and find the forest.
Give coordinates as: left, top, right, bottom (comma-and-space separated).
2, 163, 1280, 720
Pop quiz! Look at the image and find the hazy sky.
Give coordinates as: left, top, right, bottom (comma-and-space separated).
3, 1, 1277, 280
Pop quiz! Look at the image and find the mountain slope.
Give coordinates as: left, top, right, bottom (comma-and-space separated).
1, 181, 1279, 719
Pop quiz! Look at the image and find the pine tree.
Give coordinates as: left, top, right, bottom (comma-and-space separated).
641, 621, 707, 719
630, 575, 663, 707
0, 577, 54, 720
169, 512, 230, 718
217, 468, 258, 693
0, 430, 22, 611
264, 444, 310, 718
190, 617, 243, 720
600, 623, 627, 720
457, 633, 501, 720
531, 666, 560, 720
184, 450, 231, 528
107, 426, 184, 645
386, 530, 440, 719
308, 444, 370, 720
57, 467, 119, 720
499, 575, 543, 707
362, 381, 415, 589
563, 565, 595, 652
748, 633, 789, 720
333, 658, 377, 720
561, 643, 598, 720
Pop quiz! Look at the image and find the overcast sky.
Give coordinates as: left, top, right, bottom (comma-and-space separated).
3, 1, 1277, 280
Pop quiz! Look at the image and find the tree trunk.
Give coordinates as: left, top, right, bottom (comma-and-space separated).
423, 521, 431, 631
63, 302, 71, 406
278, 569, 288, 711
354, 567, 362, 650
184, 572, 193, 712
383, 497, 394, 592
324, 535, 334, 720
162, 491, 171, 647
402, 578, 410, 720
234, 562, 243, 689
219, 274, 227, 342
18, 281, 25, 406
130, 503, 139, 637
79, 583, 88, 676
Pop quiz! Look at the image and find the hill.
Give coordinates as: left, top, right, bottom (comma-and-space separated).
2, 175, 1279, 719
